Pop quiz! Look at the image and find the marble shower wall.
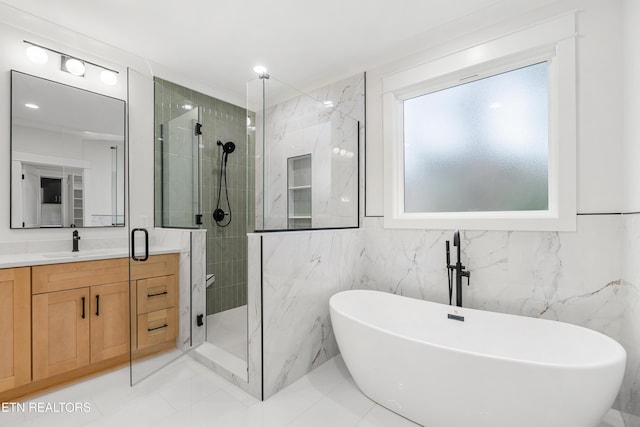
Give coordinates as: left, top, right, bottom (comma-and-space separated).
261, 228, 362, 398
256, 74, 363, 230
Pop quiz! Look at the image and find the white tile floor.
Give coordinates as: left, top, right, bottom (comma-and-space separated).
0, 354, 626, 427
206, 305, 247, 362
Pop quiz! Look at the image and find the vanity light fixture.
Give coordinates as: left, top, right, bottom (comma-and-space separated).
23, 40, 120, 85
100, 70, 118, 85
62, 56, 85, 76
26, 45, 48, 64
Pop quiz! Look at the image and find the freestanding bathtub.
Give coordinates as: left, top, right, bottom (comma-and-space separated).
329, 290, 626, 427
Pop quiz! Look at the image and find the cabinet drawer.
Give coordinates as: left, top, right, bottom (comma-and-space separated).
137, 275, 176, 314
137, 307, 176, 350
32, 258, 128, 294
130, 254, 178, 280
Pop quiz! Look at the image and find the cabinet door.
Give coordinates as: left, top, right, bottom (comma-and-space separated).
91, 282, 129, 363
0, 268, 31, 392
33, 288, 90, 380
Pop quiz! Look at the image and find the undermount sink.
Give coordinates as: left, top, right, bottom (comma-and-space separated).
40, 249, 124, 259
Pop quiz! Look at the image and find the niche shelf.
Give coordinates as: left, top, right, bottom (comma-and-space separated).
68, 173, 84, 227
287, 154, 311, 229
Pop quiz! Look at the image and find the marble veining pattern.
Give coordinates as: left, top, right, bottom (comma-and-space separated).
261, 229, 361, 398
190, 230, 207, 348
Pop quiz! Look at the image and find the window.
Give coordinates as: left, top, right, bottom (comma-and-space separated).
383, 14, 576, 231
404, 62, 549, 213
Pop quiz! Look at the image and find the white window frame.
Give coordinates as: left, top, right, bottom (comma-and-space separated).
382, 13, 577, 231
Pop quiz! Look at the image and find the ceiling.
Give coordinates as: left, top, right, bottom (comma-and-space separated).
0, 0, 549, 104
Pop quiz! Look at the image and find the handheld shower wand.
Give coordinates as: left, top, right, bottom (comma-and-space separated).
213, 140, 235, 227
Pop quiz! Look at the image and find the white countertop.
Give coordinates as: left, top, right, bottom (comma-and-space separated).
0, 247, 181, 269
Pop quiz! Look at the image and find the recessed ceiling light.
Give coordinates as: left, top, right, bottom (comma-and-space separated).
26, 45, 48, 64
25, 103, 39, 109
253, 65, 267, 74
182, 104, 193, 110
100, 70, 118, 85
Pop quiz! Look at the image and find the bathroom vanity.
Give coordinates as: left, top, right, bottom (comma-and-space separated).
0, 252, 179, 401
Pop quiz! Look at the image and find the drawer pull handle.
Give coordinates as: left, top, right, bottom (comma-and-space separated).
148, 291, 168, 298
148, 324, 168, 332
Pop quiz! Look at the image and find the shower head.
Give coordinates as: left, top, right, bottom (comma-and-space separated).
217, 140, 235, 154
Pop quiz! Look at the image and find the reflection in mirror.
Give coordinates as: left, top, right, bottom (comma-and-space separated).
10, 71, 126, 228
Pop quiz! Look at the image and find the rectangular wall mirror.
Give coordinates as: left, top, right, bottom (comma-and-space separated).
10, 71, 126, 228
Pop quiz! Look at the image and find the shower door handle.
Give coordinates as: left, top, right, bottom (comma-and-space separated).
131, 228, 149, 261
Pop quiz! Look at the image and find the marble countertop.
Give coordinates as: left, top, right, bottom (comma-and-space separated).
0, 247, 181, 269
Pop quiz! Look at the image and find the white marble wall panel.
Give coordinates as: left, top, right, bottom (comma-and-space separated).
261, 228, 362, 398
621, 214, 640, 426
190, 230, 207, 348
177, 231, 192, 351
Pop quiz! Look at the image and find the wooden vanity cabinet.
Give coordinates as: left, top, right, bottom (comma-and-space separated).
0, 253, 178, 401
0, 267, 31, 393
31, 258, 129, 381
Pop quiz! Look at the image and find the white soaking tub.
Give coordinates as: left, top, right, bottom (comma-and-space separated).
329, 290, 626, 427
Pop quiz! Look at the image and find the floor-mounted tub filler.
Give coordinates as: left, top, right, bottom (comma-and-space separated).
330, 290, 626, 427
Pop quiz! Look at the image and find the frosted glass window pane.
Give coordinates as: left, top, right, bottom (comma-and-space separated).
403, 62, 549, 213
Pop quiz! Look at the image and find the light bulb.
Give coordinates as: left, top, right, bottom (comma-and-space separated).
100, 70, 118, 85
65, 58, 85, 76
253, 65, 267, 75
26, 45, 48, 64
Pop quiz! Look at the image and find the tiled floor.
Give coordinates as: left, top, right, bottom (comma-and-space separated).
0, 354, 626, 427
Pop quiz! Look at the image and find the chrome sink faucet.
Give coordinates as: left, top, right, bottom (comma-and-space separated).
72, 229, 81, 252
446, 230, 470, 307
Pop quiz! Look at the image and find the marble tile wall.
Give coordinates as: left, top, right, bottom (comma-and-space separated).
256, 74, 363, 230
261, 228, 362, 398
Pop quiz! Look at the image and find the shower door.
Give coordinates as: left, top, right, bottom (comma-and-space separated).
127, 70, 198, 385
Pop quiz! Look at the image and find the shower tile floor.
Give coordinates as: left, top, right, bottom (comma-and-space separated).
0, 355, 626, 427
206, 305, 247, 361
